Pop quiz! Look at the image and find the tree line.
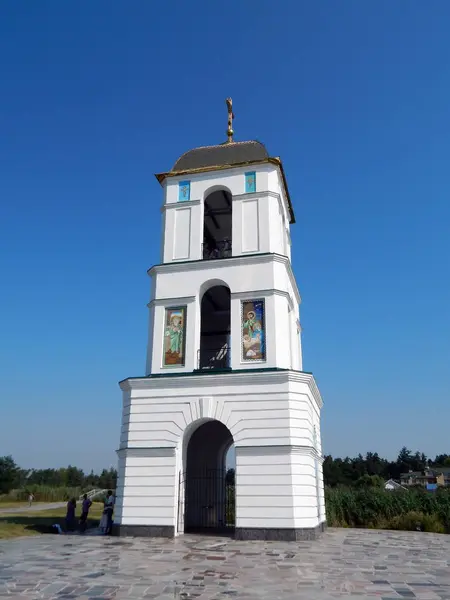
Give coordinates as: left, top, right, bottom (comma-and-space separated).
0, 455, 117, 495
2, 447, 449, 496
324, 447, 450, 487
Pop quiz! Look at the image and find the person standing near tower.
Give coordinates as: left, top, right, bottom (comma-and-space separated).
65, 498, 76, 532
79, 493, 92, 532
103, 490, 115, 535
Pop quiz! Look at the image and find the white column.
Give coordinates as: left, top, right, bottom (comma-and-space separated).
235, 446, 297, 532
115, 448, 178, 536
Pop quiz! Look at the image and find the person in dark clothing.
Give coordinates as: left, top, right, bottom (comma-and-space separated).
103, 490, 115, 535
79, 494, 92, 532
65, 498, 76, 532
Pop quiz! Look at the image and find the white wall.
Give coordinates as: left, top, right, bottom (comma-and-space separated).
148, 158, 303, 378
236, 447, 322, 530
118, 143, 326, 537
115, 370, 326, 534
240, 199, 260, 253
146, 254, 302, 375
152, 253, 299, 300
162, 199, 203, 263
272, 294, 291, 369
160, 164, 291, 264
115, 448, 177, 527
266, 194, 288, 256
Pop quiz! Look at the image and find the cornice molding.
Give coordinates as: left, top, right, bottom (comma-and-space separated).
232, 190, 280, 202
147, 253, 301, 305
272, 254, 301, 305
117, 447, 176, 458
290, 445, 325, 463
161, 198, 201, 212
147, 296, 196, 309
287, 371, 324, 409
119, 369, 323, 410
148, 252, 273, 276
231, 288, 294, 310
236, 444, 324, 462
159, 162, 272, 185
302, 374, 323, 410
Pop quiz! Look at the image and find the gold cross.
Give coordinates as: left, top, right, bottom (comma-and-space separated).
226, 97, 234, 143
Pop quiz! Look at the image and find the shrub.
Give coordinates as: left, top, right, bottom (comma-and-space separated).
0, 485, 83, 503
388, 511, 445, 534
325, 487, 450, 533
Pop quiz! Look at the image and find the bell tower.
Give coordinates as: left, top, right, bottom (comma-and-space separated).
115, 100, 326, 541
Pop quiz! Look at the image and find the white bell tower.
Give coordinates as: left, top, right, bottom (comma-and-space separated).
115, 99, 326, 540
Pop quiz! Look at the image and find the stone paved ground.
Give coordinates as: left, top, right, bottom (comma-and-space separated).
1, 528, 450, 600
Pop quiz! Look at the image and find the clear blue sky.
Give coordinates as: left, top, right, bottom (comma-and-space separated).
1, 1, 449, 472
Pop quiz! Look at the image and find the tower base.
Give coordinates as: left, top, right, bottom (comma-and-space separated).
115, 369, 326, 540
112, 522, 327, 540
235, 522, 327, 541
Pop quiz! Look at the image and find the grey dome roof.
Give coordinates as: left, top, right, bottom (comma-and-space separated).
172, 140, 269, 172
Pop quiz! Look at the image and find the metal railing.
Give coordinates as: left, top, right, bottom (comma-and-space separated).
202, 240, 232, 260
181, 468, 235, 534
197, 346, 231, 370
78, 488, 110, 502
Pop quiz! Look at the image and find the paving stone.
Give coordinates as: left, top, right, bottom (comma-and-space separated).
1, 529, 450, 598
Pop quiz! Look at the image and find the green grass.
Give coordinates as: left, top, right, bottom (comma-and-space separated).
0, 523, 37, 539
0, 502, 104, 540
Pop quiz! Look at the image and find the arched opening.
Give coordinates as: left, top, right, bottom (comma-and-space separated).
202, 188, 232, 260
179, 420, 235, 534
198, 284, 231, 370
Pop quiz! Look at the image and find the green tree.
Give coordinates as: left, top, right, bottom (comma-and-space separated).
98, 468, 117, 490
85, 469, 98, 488
0, 455, 19, 494
226, 468, 235, 485
355, 474, 385, 488
433, 454, 450, 467
396, 446, 415, 476
64, 465, 84, 488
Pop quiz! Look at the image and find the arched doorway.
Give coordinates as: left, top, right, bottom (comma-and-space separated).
202, 188, 232, 260
179, 420, 235, 534
198, 284, 231, 370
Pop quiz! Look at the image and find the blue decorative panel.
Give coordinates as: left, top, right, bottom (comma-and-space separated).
178, 181, 191, 202
241, 299, 265, 361
245, 171, 256, 193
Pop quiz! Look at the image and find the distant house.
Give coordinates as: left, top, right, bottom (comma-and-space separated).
400, 471, 427, 486
384, 479, 407, 491
434, 468, 450, 486
400, 467, 450, 487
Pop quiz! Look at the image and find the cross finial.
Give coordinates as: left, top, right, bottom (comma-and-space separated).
226, 97, 234, 143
